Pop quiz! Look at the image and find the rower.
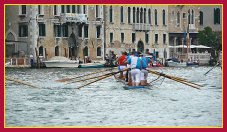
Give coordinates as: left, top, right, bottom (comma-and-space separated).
125, 52, 133, 86
116, 51, 127, 79
127, 51, 142, 86
140, 54, 151, 86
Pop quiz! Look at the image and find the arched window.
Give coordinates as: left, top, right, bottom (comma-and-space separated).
155, 9, 158, 25
109, 6, 113, 23
188, 9, 191, 24
148, 9, 151, 24
191, 10, 194, 24
39, 46, 44, 56
140, 8, 143, 23
144, 9, 146, 23
83, 46, 88, 57
199, 11, 203, 25
96, 5, 99, 18
133, 7, 136, 23
128, 7, 131, 24
55, 46, 59, 56
77, 5, 81, 14
214, 8, 221, 24
120, 6, 124, 23
97, 47, 101, 56
162, 9, 166, 25
136, 8, 139, 23
177, 11, 180, 25
171, 10, 174, 22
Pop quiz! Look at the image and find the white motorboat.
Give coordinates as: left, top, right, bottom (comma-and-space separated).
166, 60, 187, 67
165, 58, 187, 67
78, 60, 105, 68
43, 56, 79, 68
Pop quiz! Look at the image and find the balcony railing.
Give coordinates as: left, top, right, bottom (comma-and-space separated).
61, 13, 88, 23
5, 57, 30, 68
132, 23, 150, 31
177, 53, 211, 65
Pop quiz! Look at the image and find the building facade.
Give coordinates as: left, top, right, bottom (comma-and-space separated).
104, 5, 169, 61
5, 5, 105, 63
199, 5, 222, 35
168, 5, 200, 58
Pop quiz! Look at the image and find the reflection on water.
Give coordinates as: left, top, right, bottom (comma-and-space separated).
5, 67, 222, 127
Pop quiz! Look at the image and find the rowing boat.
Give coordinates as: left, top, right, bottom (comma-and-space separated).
114, 75, 151, 90
123, 85, 151, 90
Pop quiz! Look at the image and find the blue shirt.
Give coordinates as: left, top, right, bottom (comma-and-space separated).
141, 57, 151, 69
127, 56, 142, 69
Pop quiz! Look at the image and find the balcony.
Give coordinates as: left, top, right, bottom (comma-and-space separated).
132, 23, 150, 31
61, 13, 88, 23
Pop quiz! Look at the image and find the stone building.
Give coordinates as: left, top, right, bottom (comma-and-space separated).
167, 5, 222, 63
5, 5, 105, 63
104, 5, 169, 61
168, 5, 200, 58
199, 5, 222, 34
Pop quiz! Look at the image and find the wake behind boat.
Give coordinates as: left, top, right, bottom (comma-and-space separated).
43, 56, 79, 68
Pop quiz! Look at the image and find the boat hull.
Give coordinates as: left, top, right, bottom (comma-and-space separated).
166, 61, 187, 67
124, 85, 150, 90
186, 62, 199, 66
78, 63, 104, 68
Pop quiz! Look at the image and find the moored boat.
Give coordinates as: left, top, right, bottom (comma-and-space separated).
78, 61, 105, 68
186, 61, 199, 66
78, 63, 104, 68
165, 58, 187, 67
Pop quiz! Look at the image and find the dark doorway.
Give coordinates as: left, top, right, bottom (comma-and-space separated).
83, 46, 88, 57
137, 40, 144, 53
55, 46, 59, 56
39, 46, 43, 56
68, 32, 77, 58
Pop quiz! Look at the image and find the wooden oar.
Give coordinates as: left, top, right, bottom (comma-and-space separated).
56, 68, 117, 82
65, 70, 118, 84
6, 77, 38, 88
146, 69, 202, 89
76, 74, 113, 89
75, 69, 126, 89
169, 77, 201, 89
204, 61, 220, 75
147, 69, 186, 82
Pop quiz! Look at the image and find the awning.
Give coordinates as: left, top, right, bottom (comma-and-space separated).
169, 45, 211, 49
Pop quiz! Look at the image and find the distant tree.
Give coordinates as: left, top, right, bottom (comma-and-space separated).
197, 26, 222, 64
198, 26, 221, 51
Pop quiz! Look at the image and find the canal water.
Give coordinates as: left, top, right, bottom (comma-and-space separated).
5, 66, 222, 127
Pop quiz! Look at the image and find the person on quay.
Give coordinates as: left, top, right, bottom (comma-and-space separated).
140, 54, 151, 86
116, 51, 127, 79
127, 51, 142, 86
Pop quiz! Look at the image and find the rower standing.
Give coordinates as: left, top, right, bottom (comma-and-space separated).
140, 54, 151, 86
116, 51, 127, 79
127, 52, 142, 86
